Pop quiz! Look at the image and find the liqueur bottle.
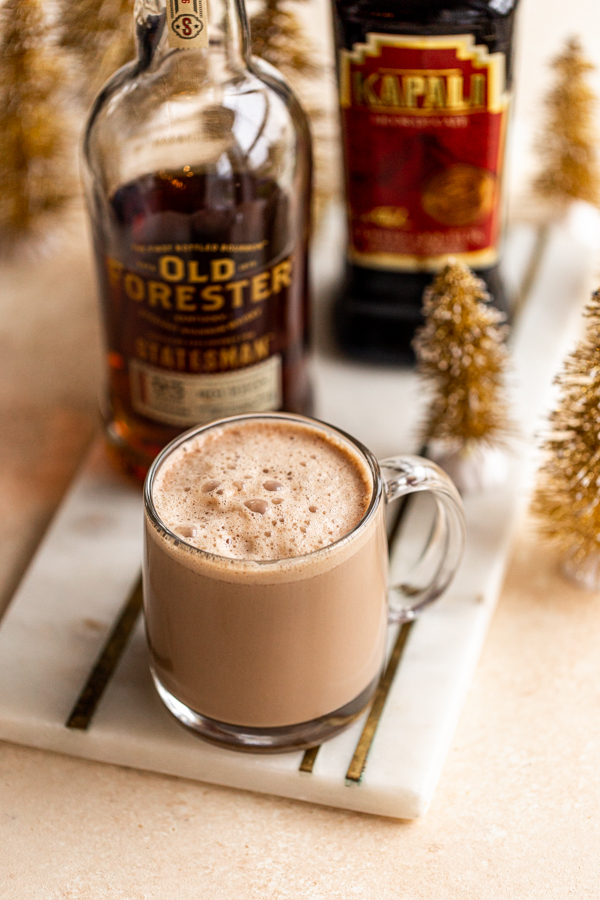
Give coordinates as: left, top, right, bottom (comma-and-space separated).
331, 0, 520, 363
83, 0, 312, 480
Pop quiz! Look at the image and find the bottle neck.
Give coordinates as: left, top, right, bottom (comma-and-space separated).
134, 0, 250, 70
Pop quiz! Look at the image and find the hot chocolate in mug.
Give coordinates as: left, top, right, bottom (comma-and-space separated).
143, 413, 465, 752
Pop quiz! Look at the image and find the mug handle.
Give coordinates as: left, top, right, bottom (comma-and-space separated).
379, 455, 466, 623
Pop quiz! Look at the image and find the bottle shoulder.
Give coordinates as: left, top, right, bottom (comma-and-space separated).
84, 52, 310, 188
86, 53, 304, 140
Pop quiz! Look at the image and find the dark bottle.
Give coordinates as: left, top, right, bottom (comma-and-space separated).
331, 0, 520, 363
83, 0, 312, 480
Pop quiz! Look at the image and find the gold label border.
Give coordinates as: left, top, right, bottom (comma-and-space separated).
349, 246, 500, 273
340, 33, 509, 114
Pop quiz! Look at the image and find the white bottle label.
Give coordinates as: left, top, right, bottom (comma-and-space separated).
129, 356, 282, 427
166, 0, 208, 50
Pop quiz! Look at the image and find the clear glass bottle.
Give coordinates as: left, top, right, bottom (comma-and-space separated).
83, 0, 312, 480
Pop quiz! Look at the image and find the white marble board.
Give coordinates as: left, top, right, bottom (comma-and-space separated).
0, 218, 594, 818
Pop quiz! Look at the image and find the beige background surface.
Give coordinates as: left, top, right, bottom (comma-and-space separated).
3, 0, 600, 895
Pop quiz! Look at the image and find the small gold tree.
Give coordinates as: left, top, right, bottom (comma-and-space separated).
413, 260, 511, 491
0, 0, 71, 248
250, 0, 319, 81
534, 37, 600, 208
532, 290, 600, 588
59, 0, 134, 100
414, 260, 511, 446
250, 0, 339, 221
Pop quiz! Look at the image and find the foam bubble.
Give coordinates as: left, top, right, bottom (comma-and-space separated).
153, 420, 372, 561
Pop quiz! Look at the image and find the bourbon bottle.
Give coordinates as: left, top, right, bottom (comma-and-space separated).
83, 0, 312, 480
331, 0, 520, 363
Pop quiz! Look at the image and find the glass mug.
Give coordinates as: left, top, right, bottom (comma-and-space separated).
143, 413, 465, 752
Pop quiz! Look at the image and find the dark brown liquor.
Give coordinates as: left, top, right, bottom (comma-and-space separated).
94, 169, 310, 480
83, 0, 312, 479
331, 0, 520, 363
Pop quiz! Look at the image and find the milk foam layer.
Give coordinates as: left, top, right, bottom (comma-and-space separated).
152, 420, 372, 560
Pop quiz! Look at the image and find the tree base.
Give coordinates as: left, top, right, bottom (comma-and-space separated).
561, 550, 600, 592
428, 441, 509, 495
565, 200, 600, 249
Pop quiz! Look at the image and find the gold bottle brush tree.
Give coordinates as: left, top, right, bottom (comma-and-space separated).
534, 36, 600, 212
413, 259, 513, 494
0, 0, 71, 251
532, 289, 600, 590
59, 0, 135, 101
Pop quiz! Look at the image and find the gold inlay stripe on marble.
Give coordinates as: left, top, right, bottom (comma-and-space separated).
299, 746, 320, 774
66, 575, 143, 730
346, 621, 414, 783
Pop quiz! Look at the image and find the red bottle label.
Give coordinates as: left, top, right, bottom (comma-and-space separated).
340, 34, 510, 272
